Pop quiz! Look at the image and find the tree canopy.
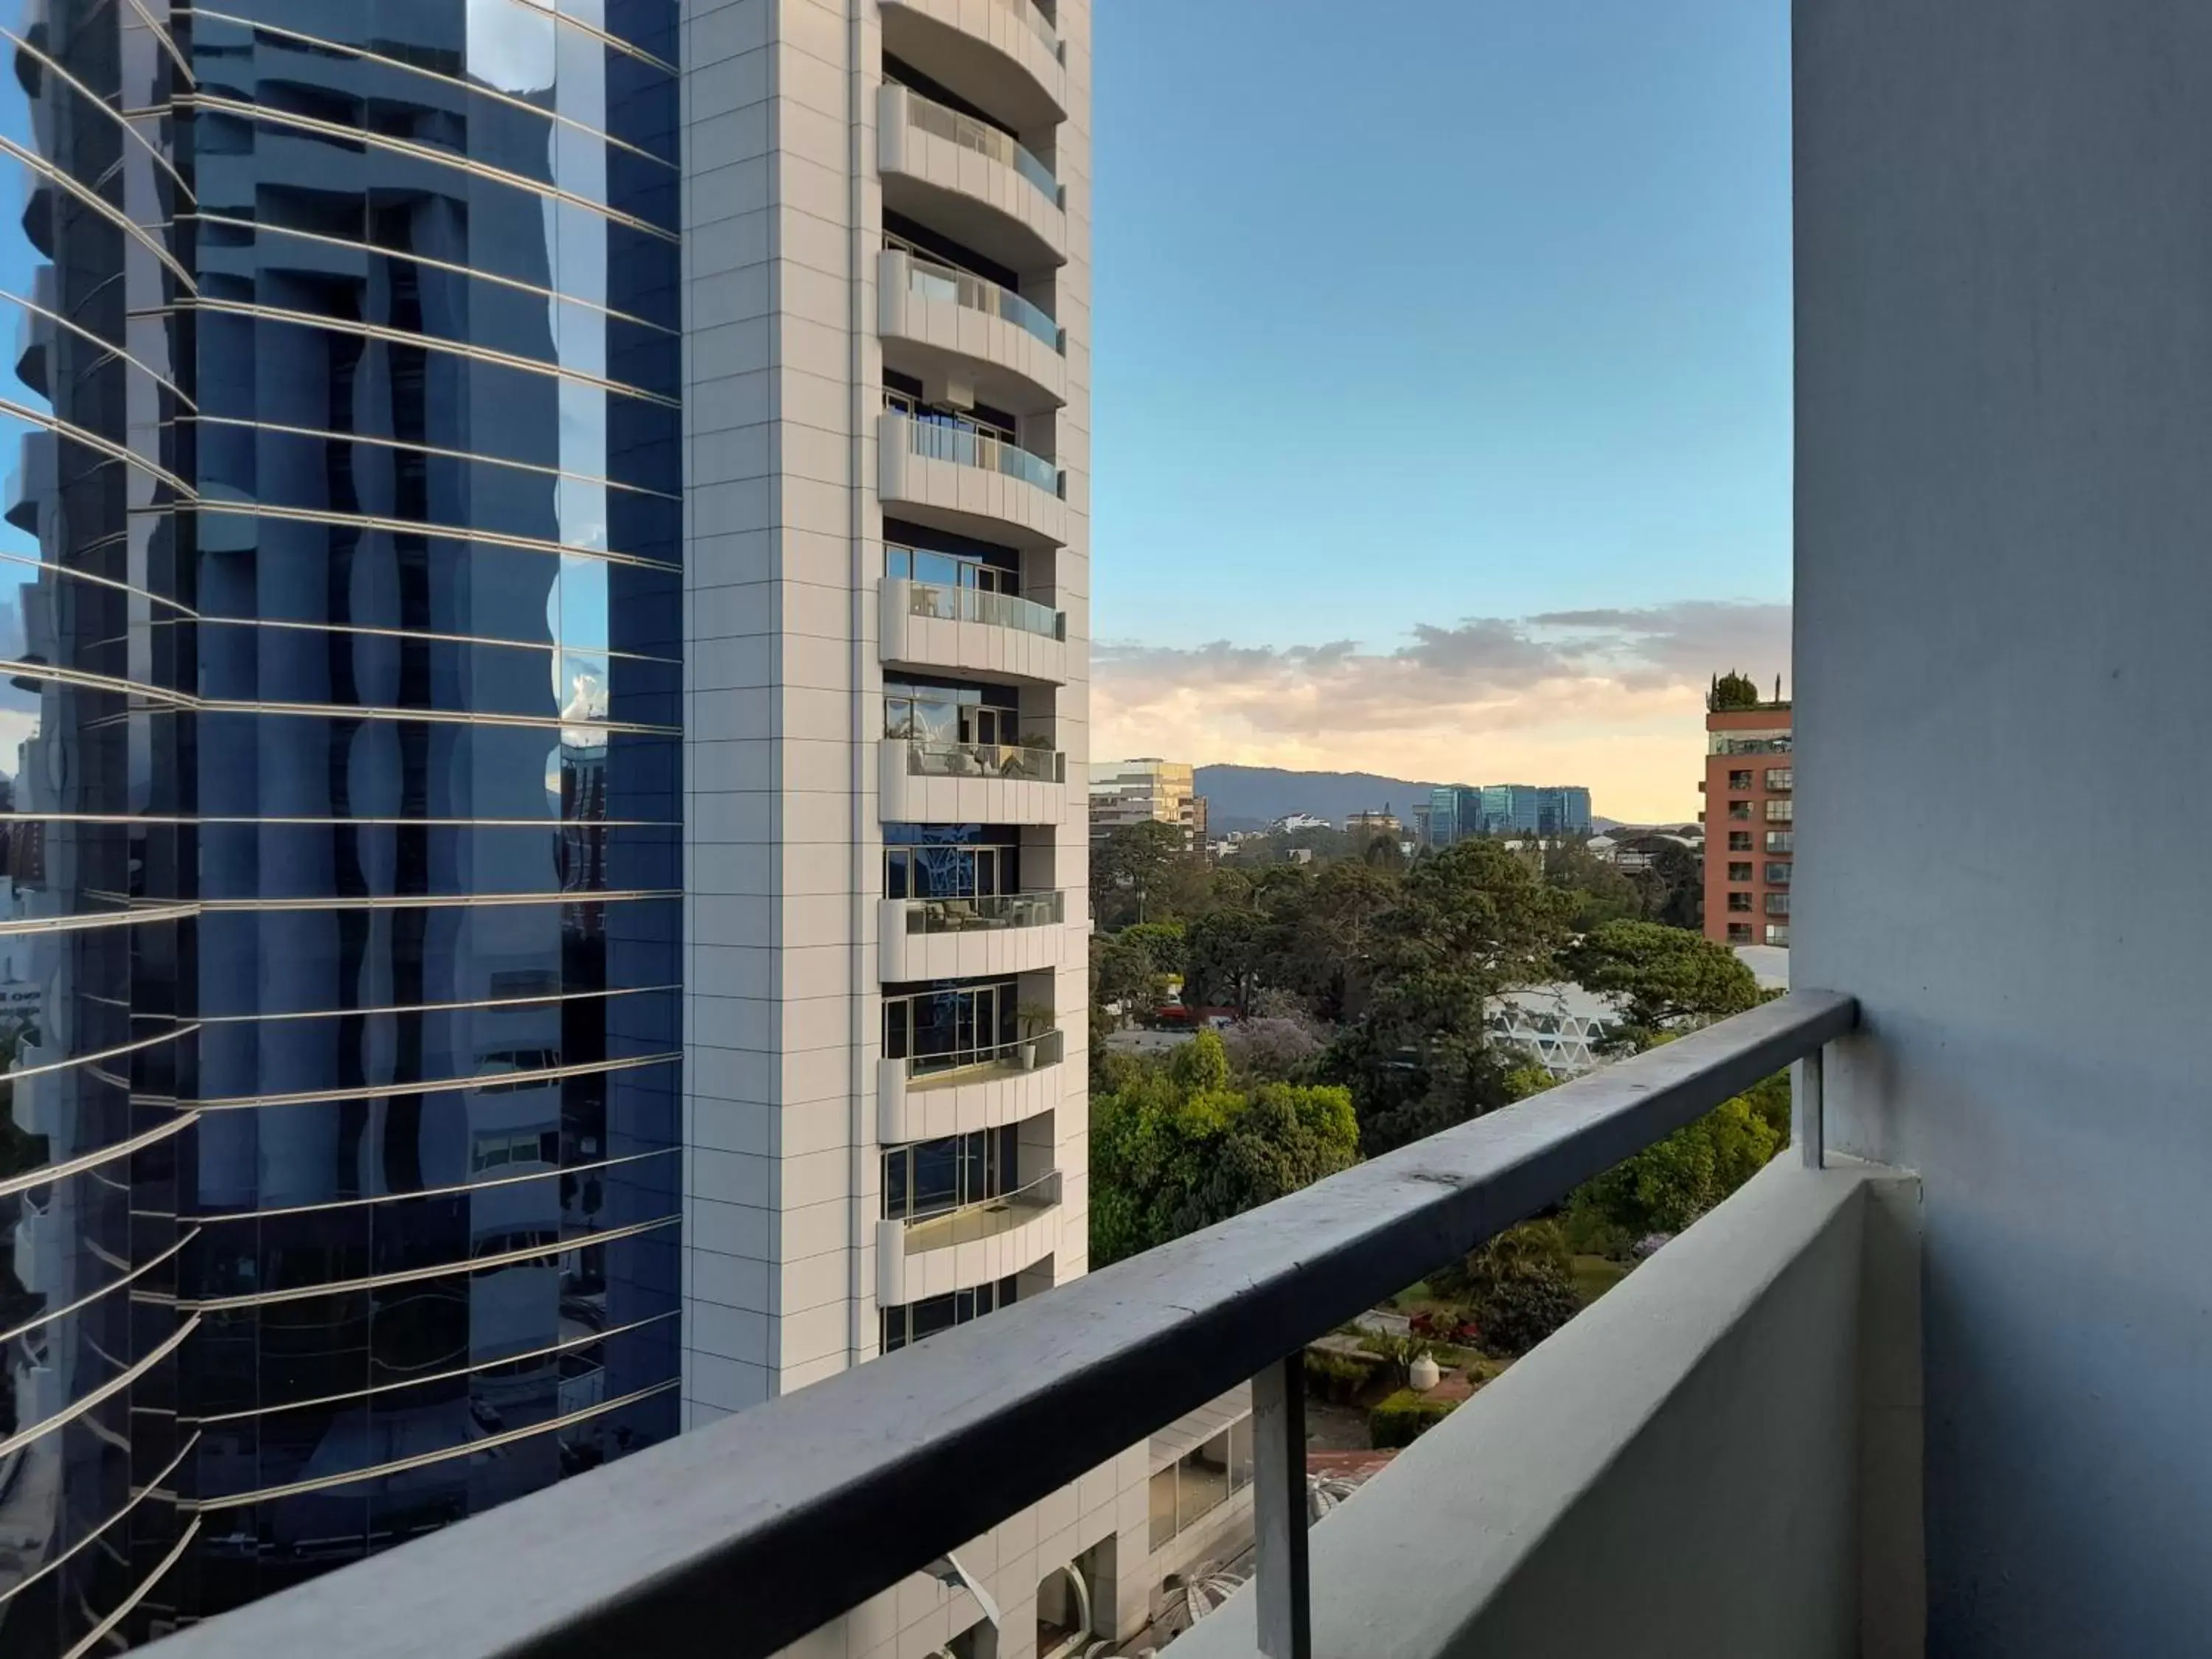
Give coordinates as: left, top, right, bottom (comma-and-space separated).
1562, 920, 1761, 1041
1090, 1032, 1359, 1266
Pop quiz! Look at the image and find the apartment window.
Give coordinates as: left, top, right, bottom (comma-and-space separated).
1766, 892, 1792, 916
883, 1126, 1021, 1222
1764, 799, 1794, 822
1766, 768, 1794, 792
1727, 923, 1754, 944
1765, 862, 1792, 886
1766, 831, 1794, 854
1728, 831, 1754, 852
884, 676, 1021, 748
1728, 862, 1753, 882
1727, 800, 1753, 821
888, 543, 1017, 597
883, 824, 1020, 899
880, 1273, 1019, 1354
1727, 892, 1753, 913
1728, 769, 1754, 790
1149, 1418, 1256, 1551
1764, 924, 1791, 947
883, 977, 1020, 1070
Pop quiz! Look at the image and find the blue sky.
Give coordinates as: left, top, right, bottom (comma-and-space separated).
1089, 1, 1793, 818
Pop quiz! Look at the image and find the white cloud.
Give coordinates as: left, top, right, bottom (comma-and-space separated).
1093, 600, 1790, 823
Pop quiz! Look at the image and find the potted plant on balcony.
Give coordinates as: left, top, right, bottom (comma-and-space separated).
1015, 1002, 1057, 1069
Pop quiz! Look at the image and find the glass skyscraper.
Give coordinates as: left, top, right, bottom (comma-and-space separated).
0, 1, 681, 1647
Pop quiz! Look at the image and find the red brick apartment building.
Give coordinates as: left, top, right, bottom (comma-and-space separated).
1703, 703, 1794, 947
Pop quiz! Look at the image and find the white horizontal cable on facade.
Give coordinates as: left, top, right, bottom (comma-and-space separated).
195, 1144, 679, 1223
0, 1116, 198, 1203
186, 1309, 681, 1425
184, 1380, 679, 1513
0, 288, 196, 408
0, 1315, 201, 1461
494, 0, 678, 74
178, 216, 679, 335
0, 902, 199, 942
178, 1213, 680, 1311
184, 297, 683, 408
0, 1430, 198, 1610
197, 981, 680, 1024
192, 10, 678, 173
0, 813, 672, 829
123, 0, 195, 84
0, 551, 192, 618
0, 395, 197, 498
196, 614, 678, 666
196, 887, 681, 914
3, 27, 195, 199
0, 1229, 200, 1350
167, 501, 682, 573
0, 138, 195, 292
179, 95, 679, 245
60, 1518, 201, 1659
192, 1048, 681, 1113
185, 411, 683, 497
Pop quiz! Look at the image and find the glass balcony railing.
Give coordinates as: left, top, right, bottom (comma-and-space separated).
1004, 0, 1058, 52
899, 890, 1064, 935
906, 577, 1065, 640
904, 1029, 1066, 1085
905, 254, 1060, 350
901, 737, 1065, 783
903, 86, 1060, 201
902, 1169, 1062, 1255
903, 414, 1062, 493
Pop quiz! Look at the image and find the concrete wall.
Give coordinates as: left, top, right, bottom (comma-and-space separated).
1168, 1161, 1922, 1659
1795, 4, 2212, 1649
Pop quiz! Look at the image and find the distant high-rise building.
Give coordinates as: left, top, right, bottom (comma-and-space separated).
1425, 784, 1593, 845
1091, 758, 1206, 846
1704, 701, 1795, 947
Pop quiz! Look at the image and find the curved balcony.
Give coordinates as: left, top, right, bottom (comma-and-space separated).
880, 410, 1066, 550
880, 888, 1065, 981
877, 1168, 1062, 1307
880, 736, 1068, 827
878, 1030, 1066, 1144
880, 573, 1068, 688
879, 83, 1067, 271
880, 0, 1066, 129
880, 248, 1065, 413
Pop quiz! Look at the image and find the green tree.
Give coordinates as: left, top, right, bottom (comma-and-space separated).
1571, 1090, 1781, 1237
1091, 1032, 1359, 1265
1091, 820, 1204, 928
1562, 919, 1760, 1043
1432, 1220, 1581, 1356
1327, 841, 1575, 1155
1184, 906, 1265, 1013
1543, 838, 1641, 932
1708, 669, 1764, 712
1630, 841, 1705, 931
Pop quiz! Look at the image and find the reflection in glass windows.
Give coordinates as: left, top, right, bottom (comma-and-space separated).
0, 0, 682, 1646
880, 1275, 1020, 1355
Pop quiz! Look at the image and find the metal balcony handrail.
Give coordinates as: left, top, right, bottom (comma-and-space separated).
902, 85, 1059, 201
904, 575, 1065, 640
139, 991, 1857, 1659
899, 889, 1065, 934
902, 736, 1066, 783
903, 1028, 1065, 1082
898, 411, 1062, 493
901, 1169, 1062, 1254
901, 251, 1062, 351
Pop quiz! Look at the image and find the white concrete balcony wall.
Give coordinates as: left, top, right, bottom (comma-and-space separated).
879, 735, 1066, 827
879, 0, 1067, 122
879, 897, 1064, 982
1171, 1158, 1926, 1659
880, 574, 1068, 686
879, 248, 1066, 410
878, 83, 1068, 268
876, 1183, 1062, 1307
878, 1038, 1065, 1144
880, 411, 1066, 549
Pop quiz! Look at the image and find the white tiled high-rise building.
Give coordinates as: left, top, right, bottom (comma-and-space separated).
681, 4, 1138, 1654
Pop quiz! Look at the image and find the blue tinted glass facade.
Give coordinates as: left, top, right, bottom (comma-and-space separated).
0, 2, 681, 1647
